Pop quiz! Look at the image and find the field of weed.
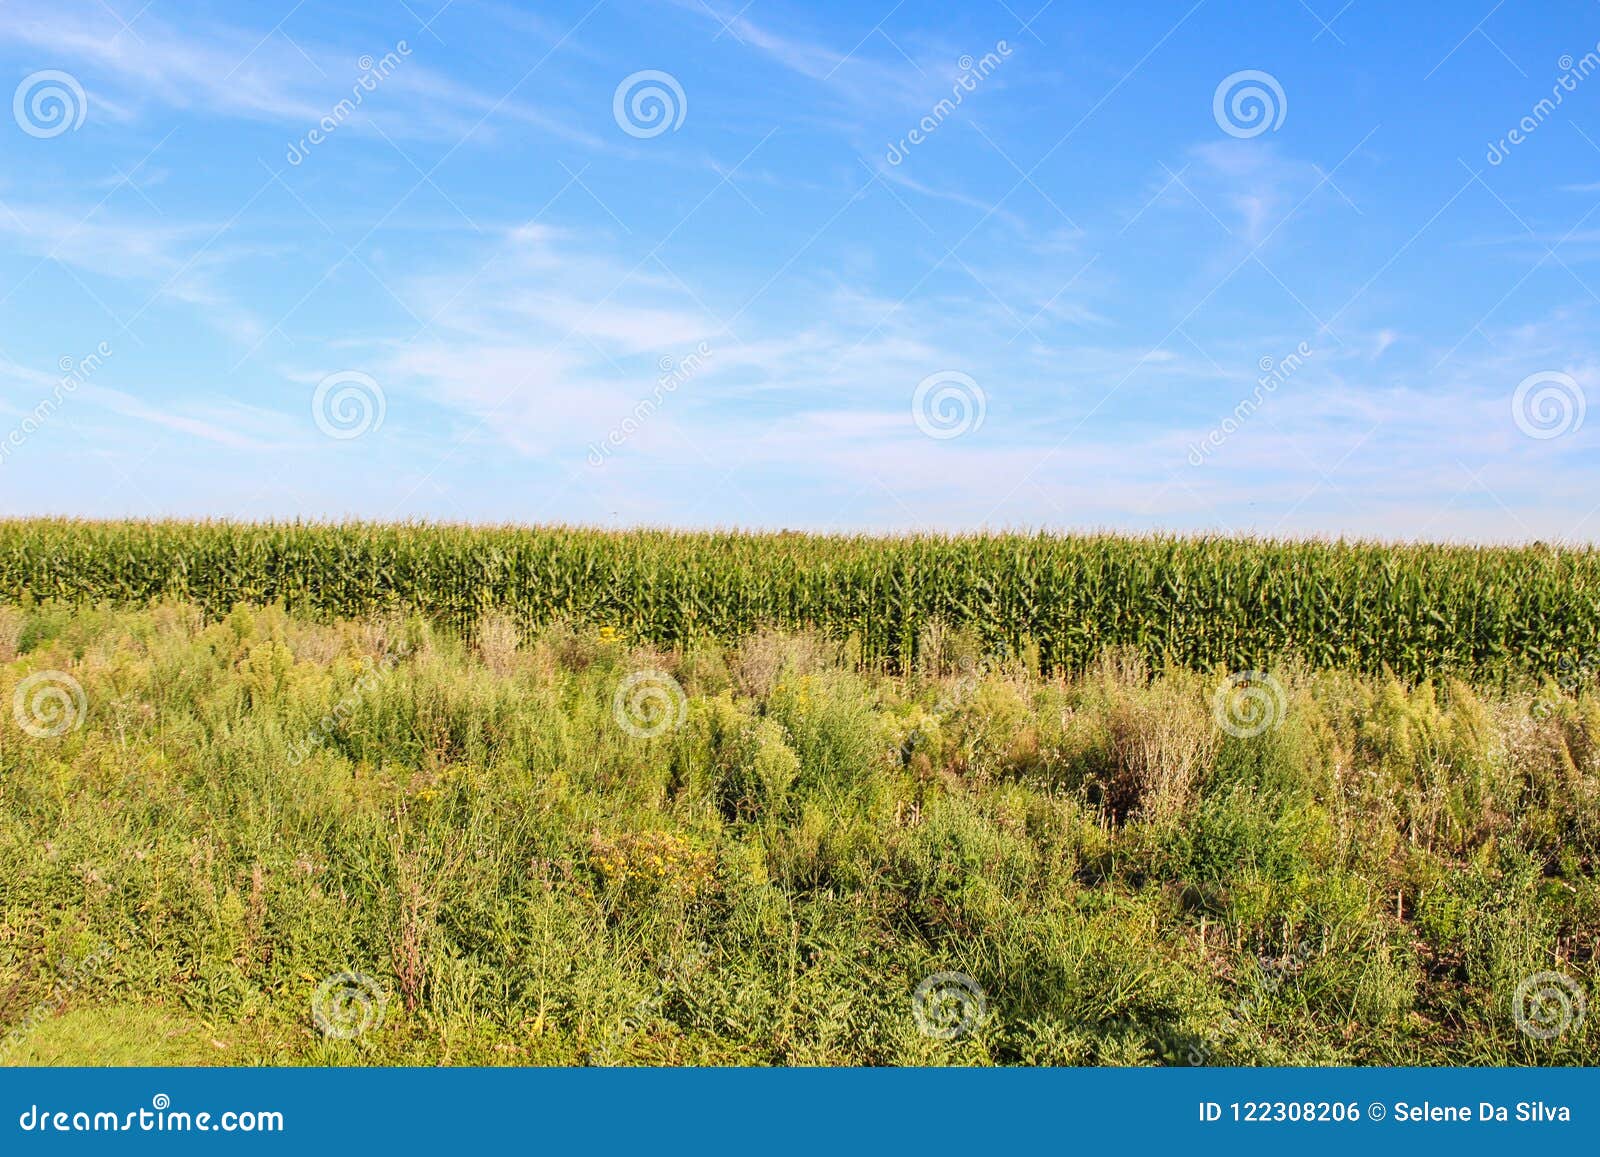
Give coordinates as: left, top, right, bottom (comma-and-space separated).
0, 599, 1595, 1065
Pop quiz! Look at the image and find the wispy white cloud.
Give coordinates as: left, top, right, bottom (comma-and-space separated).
0, 0, 607, 149
0, 198, 263, 342
76, 385, 280, 450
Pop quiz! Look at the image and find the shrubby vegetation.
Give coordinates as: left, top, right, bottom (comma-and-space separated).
0, 601, 1594, 1065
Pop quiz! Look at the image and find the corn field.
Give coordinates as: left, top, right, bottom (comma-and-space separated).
0, 519, 1595, 680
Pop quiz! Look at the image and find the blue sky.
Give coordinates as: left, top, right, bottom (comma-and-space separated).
1, 0, 1598, 540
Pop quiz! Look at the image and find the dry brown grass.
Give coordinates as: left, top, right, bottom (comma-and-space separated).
475, 611, 522, 676
0, 605, 22, 663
